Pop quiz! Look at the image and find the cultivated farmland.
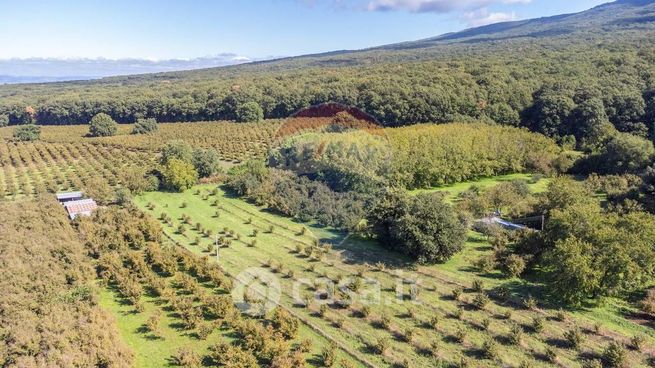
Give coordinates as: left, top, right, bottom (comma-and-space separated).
133, 184, 655, 368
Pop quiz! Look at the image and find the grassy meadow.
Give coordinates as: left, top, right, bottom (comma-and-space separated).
121, 182, 655, 367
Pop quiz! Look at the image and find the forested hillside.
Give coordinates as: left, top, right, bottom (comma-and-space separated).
0, 0, 654, 146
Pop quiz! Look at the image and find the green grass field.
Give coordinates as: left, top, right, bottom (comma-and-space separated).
409, 173, 550, 202
122, 182, 655, 368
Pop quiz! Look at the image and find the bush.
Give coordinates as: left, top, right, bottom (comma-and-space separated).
508, 324, 523, 345
564, 326, 584, 350
373, 337, 389, 355
454, 328, 467, 343
271, 308, 299, 340
321, 343, 337, 367
0, 114, 8, 127
13, 124, 40, 141
235, 101, 264, 122
532, 317, 544, 333
472, 293, 490, 310
503, 254, 526, 278
629, 335, 645, 351
482, 338, 499, 360
602, 342, 626, 368
173, 347, 201, 368
88, 113, 118, 137
582, 359, 603, 368
132, 117, 158, 134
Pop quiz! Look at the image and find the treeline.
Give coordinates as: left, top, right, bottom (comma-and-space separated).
0, 42, 653, 145
271, 123, 564, 190
0, 198, 133, 367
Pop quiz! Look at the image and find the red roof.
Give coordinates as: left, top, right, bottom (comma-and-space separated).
64, 199, 98, 219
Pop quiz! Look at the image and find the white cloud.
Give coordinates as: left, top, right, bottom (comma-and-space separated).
366, 0, 530, 13
462, 8, 518, 26
0, 54, 264, 81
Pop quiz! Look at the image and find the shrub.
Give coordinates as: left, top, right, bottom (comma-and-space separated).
428, 315, 439, 329
508, 324, 523, 345
88, 113, 118, 137
523, 295, 538, 310
503, 254, 526, 278
602, 342, 626, 368
13, 124, 40, 141
481, 318, 491, 331
132, 117, 158, 134
582, 359, 603, 368
297, 339, 312, 353
532, 317, 544, 333
476, 255, 496, 273
174, 347, 201, 368
271, 308, 299, 340
472, 293, 490, 310
373, 337, 389, 355
545, 347, 558, 363
519, 360, 535, 368
196, 322, 213, 340
564, 326, 584, 350
427, 340, 440, 358
555, 309, 567, 322
403, 327, 415, 343
629, 334, 645, 351
321, 343, 337, 367
454, 328, 467, 343
472, 279, 484, 292
482, 338, 499, 360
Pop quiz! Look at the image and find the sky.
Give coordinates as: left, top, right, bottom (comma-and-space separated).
0, 0, 611, 79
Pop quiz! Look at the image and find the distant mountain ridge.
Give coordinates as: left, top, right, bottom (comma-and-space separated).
5, 0, 655, 85
374, 0, 655, 50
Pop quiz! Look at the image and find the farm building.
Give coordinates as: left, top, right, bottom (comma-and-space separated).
55, 191, 84, 203
55, 191, 98, 219
63, 199, 98, 220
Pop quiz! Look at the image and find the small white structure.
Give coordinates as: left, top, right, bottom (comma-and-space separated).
63, 198, 98, 220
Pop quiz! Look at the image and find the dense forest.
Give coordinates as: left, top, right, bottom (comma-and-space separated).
0, 1, 654, 146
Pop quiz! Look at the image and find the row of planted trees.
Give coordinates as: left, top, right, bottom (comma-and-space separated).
76, 205, 362, 368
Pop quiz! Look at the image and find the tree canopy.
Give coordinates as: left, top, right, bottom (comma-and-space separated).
132, 117, 158, 134
367, 190, 467, 264
88, 113, 118, 137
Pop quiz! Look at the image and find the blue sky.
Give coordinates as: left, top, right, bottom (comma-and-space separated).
0, 0, 610, 60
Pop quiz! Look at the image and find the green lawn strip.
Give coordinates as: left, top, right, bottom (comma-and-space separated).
409, 173, 550, 203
